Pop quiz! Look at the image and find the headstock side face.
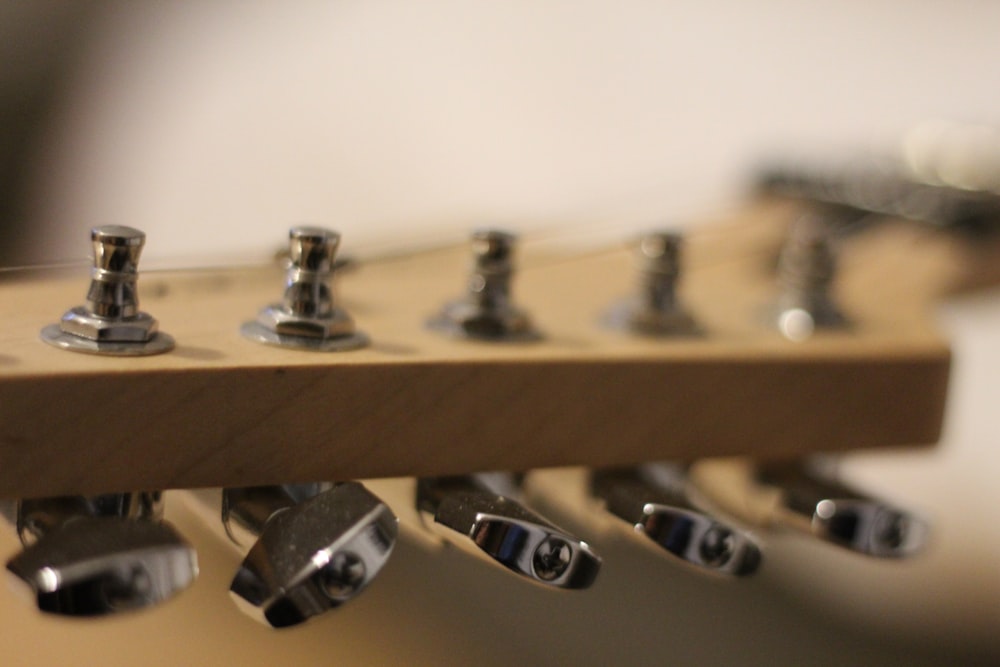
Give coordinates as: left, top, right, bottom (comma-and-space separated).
0, 200, 969, 499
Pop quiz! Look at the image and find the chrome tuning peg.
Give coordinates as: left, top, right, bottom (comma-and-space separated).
222, 482, 397, 628
241, 226, 369, 351
4, 492, 196, 616
428, 229, 541, 341
691, 459, 928, 558
417, 473, 601, 590
606, 230, 700, 336
40, 226, 174, 355
591, 463, 761, 576
775, 213, 850, 341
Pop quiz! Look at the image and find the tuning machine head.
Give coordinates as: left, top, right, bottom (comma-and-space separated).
606, 230, 701, 337
224, 482, 397, 628
774, 213, 850, 341
5, 492, 197, 617
242, 226, 369, 351
40, 226, 174, 355
429, 229, 541, 341
591, 464, 761, 576
417, 474, 601, 589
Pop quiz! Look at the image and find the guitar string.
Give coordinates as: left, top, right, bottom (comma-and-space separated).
0, 208, 938, 278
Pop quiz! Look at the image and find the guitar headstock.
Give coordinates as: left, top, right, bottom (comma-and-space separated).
0, 198, 977, 499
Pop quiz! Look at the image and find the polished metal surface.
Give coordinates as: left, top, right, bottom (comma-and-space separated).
40, 225, 175, 355
428, 229, 541, 341
417, 474, 600, 589
242, 226, 368, 351
756, 460, 928, 558
592, 464, 761, 576
4, 492, 196, 616
774, 213, 848, 341
224, 482, 397, 628
606, 231, 700, 336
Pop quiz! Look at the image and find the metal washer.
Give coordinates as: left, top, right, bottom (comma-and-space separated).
40, 324, 175, 356
240, 321, 369, 352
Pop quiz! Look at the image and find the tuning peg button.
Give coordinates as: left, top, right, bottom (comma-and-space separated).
224, 482, 397, 628
40, 226, 174, 355
417, 474, 601, 589
591, 464, 761, 576
241, 226, 368, 351
755, 460, 927, 558
4, 492, 196, 617
428, 229, 541, 341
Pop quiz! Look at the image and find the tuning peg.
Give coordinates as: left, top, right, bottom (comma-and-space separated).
606, 230, 700, 336
775, 213, 849, 341
4, 492, 196, 616
241, 226, 369, 351
591, 464, 761, 576
40, 226, 175, 355
691, 459, 928, 558
417, 473, 601, 589
428, 229, 541, 341
223, 482, 397, 628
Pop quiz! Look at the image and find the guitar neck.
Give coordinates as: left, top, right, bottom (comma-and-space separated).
0, 201, 957, 498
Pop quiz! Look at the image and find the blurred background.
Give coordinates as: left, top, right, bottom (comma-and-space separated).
0, 1, 997, 664
3, 1, 1000, 265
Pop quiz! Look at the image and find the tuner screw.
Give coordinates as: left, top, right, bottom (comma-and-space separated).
698, 524, 736, 567
775, 213, 848, 341
607, 230, 700, 336
319, 551, 367, 601
40, 226, 174, 356
532, 536, 573, 581
428, 229, 540, 341
241, 226, 368, 351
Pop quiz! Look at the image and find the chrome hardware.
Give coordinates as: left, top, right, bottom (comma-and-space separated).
241, 226, 369, 351
428, 229, 540, 341
591, 464, 760, 576
754, 460, 927, 558
224, 482, 397, 628
607, 231, 700, 336
417, 474, 600, 589
775, 214, 848, 341
40, 226, 174, 355
692, 459, 928, 558
4, 492, 196, 616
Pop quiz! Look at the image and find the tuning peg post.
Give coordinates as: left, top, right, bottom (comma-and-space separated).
40, 226, 174, 355
241, 226, 368, 351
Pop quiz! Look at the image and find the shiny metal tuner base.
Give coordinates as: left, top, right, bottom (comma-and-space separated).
40, 324, 175, 356
239, 322, 368, 352
592, 464, 761, 576
756, 460, 928, 558
225, 482, 397, 628
418, 475, 601, 590
4, 492, 196, 617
